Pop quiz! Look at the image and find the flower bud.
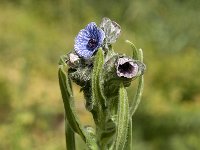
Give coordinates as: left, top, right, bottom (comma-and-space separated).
67, 53, 80, 68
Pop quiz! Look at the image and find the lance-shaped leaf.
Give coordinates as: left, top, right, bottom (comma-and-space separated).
65, 120, 76, 150
124, 119, 133, 150
125, 40, 139, 60
125, 40, 144, 116
111, 83, 129, 150
130, 49, 144, 116
59, 65, 99, 150
92, 48, 106, 113
58, 66, 86, 141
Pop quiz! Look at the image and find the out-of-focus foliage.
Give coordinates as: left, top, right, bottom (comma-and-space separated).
0, 0, 200, 150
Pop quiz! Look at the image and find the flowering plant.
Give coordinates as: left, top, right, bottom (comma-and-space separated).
58, 17, 146, 150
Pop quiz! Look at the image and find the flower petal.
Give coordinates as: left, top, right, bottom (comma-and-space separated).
74, 22, 105, 59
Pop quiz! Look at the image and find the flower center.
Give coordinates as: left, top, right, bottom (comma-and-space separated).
118, 62, 134, 74
87, 38, 98, 50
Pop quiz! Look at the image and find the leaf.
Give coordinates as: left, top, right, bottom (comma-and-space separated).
65, 120, 76, 150
125, 41, 144, 116
58, 66, 86, 141
130, 49, 144, 116
125, 40, 139, 60
138, 48, 143, 62
92, 48, 106, 113
111, 83, 129, 150
59, 65, 99, 150
124, 119, 133, 150
130, 75, 144, 116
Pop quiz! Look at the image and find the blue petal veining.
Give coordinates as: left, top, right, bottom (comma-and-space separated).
74, 22, 105, 59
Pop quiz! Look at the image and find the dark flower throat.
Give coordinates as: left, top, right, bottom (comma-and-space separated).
118, 62, 134, 74
87, 38, 98, 50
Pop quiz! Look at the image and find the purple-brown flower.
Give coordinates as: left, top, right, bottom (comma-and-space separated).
116, 57, 139, 78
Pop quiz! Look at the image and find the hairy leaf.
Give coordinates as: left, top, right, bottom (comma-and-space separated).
130, 49, 144, 116
125, 41, 144, 116
92, 48, 106, 118
58, 66, 85, 141
59, 65, 99, 149
66, 120, 76, 150
124, 119, 133, 150
112, 83, 129, 150
125, 40, 139, 60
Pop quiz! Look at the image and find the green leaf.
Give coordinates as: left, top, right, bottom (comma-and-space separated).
130, 48, 144, 116
138, 48, 143, 62
58, 66, 86, 141
130, 75, 144, 116
59, 66, 99, 150
124, 119, 133, 150
59, 55, 68, 66
91, 48, 106, 116
126, 41, 144, 116
66, 120, 76, 150
112, 83, 129, 150
125, 40, 139, 60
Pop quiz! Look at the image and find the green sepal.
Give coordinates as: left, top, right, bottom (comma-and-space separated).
59, 55, 68, 66
111, 83, 129, 150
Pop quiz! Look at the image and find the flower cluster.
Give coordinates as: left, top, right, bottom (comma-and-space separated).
67, 17, 145, 82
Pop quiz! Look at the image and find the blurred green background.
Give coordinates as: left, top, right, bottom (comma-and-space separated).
0, 0, 200, 150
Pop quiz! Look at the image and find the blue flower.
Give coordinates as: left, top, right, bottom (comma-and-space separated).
74, 22, 105, 59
